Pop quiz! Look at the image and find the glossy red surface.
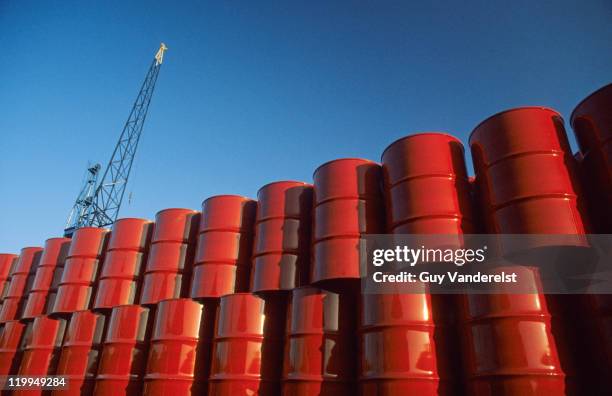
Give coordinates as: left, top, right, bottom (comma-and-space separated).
313, 158, 382, 203
253, 218, 309, 255
94, 218, 151, 311
312, 238, 362, 283
39, 238, 71, 266
283, 287, 357, 395
470, 108, 590, 243
312, 159, 384, 289
571, 84, 612, 234
67, 227, 109, 258
0, 253, 17, 299
151, 208, 199, 244
194, 231, 252, 264
190, 263, 249, 300
0, 320, 26, 375
190, 197, 256, 300
251, 254, 307, 293
16, 316, 66, 380
140, 272, 186, 305
53, 310, 107, 396
0, 253, 17, 280
382, 134, 473, 234
0, 297, 23, 323
22, 238, 71, 320
314, 199, 384, 239
12, 247, 43, 275
145, 241, 189, 271
107, 218, 153, 251
360, 293, 442, 395
144, 298, 215, 396
251, 182, 313, 294
459, 268, 568, 396
52, 228, 108, 317
140, 240, 194, 306
94, 305, 152, 395
256, 181, 313, 221
209, 293, 285, 395
199, 195, 257, 233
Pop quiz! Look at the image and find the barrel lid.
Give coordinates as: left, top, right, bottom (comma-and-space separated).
469, 106, 562, 144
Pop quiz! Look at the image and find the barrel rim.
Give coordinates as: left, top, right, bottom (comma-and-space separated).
381, 132, 465, 160
570, 83, 612, 125
156, 208, 198, 215
257, 180, 312, 194
313, 157, 380, 179
469, 106, 562, 144
113, 217, 153, 224
201, 194, 255, 205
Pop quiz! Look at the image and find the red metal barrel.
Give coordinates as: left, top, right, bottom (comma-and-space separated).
94, 305, 152, 395
0, 247, 43, 323
12, 247, 44, 276
51, 228, 109, 316
14, 315, 67, 394
312, 159, 384, 289
359, 293, 441, 395
571, 84, 612, 232
190, 196, 256, 300
469, 108, 589, 247
251, 181, 313, 294
208, 293, 286, 395
0, 253, 18, 299
283, 287, 357, 395
381, 133, 475, 234
52, 310, 107, 396
460, 267, 567, 396
93, 218, 153, 311
143, 298, 216, 395
22, 238, 71, 320
140, 209, 199, 306
381, 132, 474, 392
0, 320, 26, 376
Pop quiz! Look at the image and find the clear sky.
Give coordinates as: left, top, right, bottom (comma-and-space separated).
1, 1, 611, 253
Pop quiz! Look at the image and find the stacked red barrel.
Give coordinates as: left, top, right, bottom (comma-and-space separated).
190, 195, 256, 299
0, 253, 17, 300
378, 132, 476, 394
94, 218, 153, 311
14, 316, 67, 389
144, 298, 212, 395
0, 320, 26, 376
468, 108, 584, 394
209, 293, 285, 395
571, 84, 612, 232
95, 304, 152, 395
470, 107, 590, 248
382, 133, 475, 235
140, 209, 199, 305
360, 293, 440, 394
250, 182, 313, 293
22, 237, 71, 320
0, 246, 43, 323
53, 310, 107, 395
52, 228, 109, 316
460, 268, 568, 395
312, 159, 384, 289
571, 84, 612, 389
283, 286, 357, 395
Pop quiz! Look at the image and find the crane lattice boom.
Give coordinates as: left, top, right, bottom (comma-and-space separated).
64, 43, 167, 236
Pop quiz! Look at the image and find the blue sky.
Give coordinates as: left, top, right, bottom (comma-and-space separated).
1, 1, 611, 252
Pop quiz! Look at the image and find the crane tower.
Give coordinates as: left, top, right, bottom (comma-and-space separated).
64, 43, 167, 236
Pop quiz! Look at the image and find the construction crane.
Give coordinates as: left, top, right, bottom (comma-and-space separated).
64, 43, 167, 237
